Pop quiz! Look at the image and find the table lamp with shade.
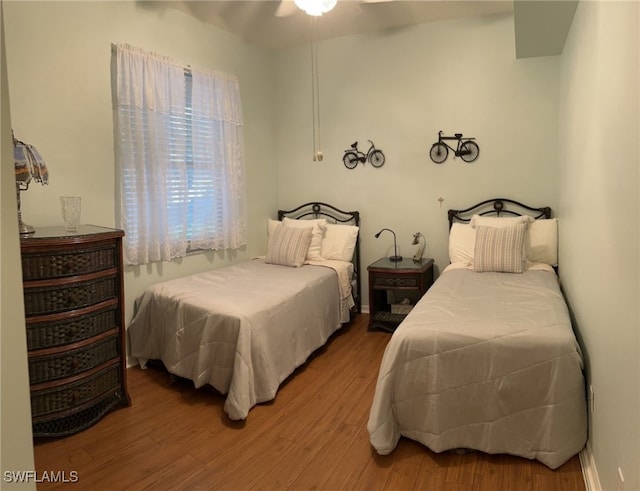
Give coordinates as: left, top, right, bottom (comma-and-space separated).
13, 131, 49, 235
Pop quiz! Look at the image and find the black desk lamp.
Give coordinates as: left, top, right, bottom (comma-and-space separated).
375, 228, 402, 262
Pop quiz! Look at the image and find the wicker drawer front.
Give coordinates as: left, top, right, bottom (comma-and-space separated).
31, 365, 121, 418
32, 391, 124, 437
27, 304, 118, 350
22, 245, 117, 281
24, 276, 117, 316
373, 275, 419, 288
29, 335, 119, 385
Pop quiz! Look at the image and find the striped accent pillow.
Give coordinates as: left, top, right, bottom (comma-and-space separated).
473, 223, 526, 273
265, 225, 313, 268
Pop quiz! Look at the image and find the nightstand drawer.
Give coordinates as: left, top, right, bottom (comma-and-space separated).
373, 275, 419, 288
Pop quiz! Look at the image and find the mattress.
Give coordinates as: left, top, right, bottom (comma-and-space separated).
128, 258, 351, 420
367, 265, 587, 469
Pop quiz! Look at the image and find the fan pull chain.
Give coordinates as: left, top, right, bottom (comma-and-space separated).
313, 26, 322, 161
310, 21, 317, 161
310, 17, 323, 161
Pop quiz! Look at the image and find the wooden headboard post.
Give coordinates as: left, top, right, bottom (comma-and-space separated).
277, 202, 361, 315
448, 198, 551, 229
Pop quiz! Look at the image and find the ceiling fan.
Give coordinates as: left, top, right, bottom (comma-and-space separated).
275, 0, 393, 18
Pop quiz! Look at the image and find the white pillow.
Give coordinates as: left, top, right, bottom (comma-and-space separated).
265, 225, 312, 268
526, 218, 558, 266
268, 218, 281, 240
448, 223, 476, 264
473, 223, 526, 273
320, 224, 359, 262
470, 214, 532, 229
282, 217, 327, 261
267, 219, 283, 254
450, 218, 558, 267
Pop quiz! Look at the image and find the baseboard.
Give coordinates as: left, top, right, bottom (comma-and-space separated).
579, 442, 601, 491
361, 305, 370, 314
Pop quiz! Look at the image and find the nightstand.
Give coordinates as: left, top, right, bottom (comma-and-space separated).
368, 257, 434, 332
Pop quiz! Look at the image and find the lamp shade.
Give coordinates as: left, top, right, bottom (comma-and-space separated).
14, 154, 31, 184
13, 136, 49, 186
294, 0, 337, 16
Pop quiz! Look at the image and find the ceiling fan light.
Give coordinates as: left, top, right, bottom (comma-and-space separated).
294, 0, 337, 16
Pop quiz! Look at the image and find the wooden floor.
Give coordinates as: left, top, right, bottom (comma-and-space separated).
34, 314, 585, 491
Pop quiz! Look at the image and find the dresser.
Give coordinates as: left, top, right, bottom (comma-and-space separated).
20, 225, 130, 437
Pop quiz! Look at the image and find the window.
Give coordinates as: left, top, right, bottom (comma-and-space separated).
114, 44, 247, 265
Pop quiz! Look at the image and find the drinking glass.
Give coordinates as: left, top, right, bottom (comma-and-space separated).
60, 196, 81, 232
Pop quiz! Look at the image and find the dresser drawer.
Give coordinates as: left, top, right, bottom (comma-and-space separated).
30, 364, 121, 418
26, 302, 118, 350
21, 244, 117, 281
24, 273, 117, 316
29, 334, 119, 385
32, 390, 125, 437
372, 274, 419, 288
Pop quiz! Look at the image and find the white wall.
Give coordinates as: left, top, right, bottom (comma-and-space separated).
558, 2, 640, 490
0, 2, 36, 488
275, 13, 560, 297
3, 1, 278, 321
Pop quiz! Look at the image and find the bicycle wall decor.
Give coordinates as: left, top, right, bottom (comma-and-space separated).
429, 131, 479, 163
343, 140, 385, 169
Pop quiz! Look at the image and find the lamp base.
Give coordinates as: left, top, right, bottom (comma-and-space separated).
389, 255, 403, 262
16, 185, 35, 235
19, 220, 35, 235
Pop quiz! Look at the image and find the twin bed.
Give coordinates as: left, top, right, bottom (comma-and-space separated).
367, 198, 587, 469
128, 198, 586, 469
128, 202, 361, 420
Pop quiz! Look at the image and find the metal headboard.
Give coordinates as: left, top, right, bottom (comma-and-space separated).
448, 198, 552, 229
278, 202, 361, 315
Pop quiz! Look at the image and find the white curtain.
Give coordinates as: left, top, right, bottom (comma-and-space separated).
189, 68, 247, 251
114, 43, 247, 265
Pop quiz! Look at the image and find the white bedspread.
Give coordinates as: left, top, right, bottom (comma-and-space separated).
367, 266, 587, 469
128, 259, 352, 420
